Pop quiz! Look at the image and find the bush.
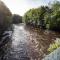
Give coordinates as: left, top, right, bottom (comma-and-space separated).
23, 1, 60, 31
45, 1, 60, 31
45, 11, 60, 31
23, 6, 47, 28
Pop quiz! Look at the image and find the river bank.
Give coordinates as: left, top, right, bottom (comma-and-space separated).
25, 25, 60, 59
0, 24, 60, 60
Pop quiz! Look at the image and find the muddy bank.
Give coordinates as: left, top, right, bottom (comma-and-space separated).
25, 25, 60, 59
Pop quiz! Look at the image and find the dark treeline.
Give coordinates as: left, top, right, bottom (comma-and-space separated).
12, 14, 22, 24
0, 0, 60, 34
0, 1, 22, 41
23, 1, 60, 31
1, 0, 60, 32
0, 1, 12, 35
0, 1, 22, 33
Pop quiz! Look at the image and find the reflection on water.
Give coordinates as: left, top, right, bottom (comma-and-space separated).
0, 23, 60, 60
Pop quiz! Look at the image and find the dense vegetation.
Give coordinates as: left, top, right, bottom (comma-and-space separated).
0, 1, 23, 47
0, 1, 12, 34
23, 1, 60, 31
1, 0, 60, 32
0, 1, 22, 34
12, 14, 22, 24
0, 1, 60, 59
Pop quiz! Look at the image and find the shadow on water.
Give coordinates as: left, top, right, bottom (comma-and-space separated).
0, 23, 60, 60
0, 39, 12, 60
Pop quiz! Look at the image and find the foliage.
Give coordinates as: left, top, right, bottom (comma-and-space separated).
48, 38, 60, 53
12, 14, 22, 24
45, 1, 60, 31
51, 1, 60, 13
23, 1, 60, 31
0, 1, 12, 32
23, 6, 49, 28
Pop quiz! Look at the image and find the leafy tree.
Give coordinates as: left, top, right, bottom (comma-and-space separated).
51, 1, 60, 13
23, 6, 49, 28
12, 14, 22, 24
45, 1, 60, 31
23, 0, 60, 31
0, 1, 12, 33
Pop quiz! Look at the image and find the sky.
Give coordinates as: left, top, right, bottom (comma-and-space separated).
1, 0, 58, 16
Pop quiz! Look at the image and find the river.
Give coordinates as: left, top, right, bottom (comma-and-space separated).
0, 23, 60, 60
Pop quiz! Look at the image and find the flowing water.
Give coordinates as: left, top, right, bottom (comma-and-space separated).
0, 23, 60, 60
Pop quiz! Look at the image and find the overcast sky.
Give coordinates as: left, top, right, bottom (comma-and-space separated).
1, 0, 58, 16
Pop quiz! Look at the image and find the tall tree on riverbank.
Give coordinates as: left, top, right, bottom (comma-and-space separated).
45, 1, 60, 31
0, 1, 12, 33
23, 1, 60, 31
23, 6, 50, 28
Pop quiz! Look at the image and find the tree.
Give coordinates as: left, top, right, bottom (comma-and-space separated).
0, 1, 12, 33
45, 1, 60, 31
23, 0, 60, 31
23, 6, 49, 28
12, 14, 22, 24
